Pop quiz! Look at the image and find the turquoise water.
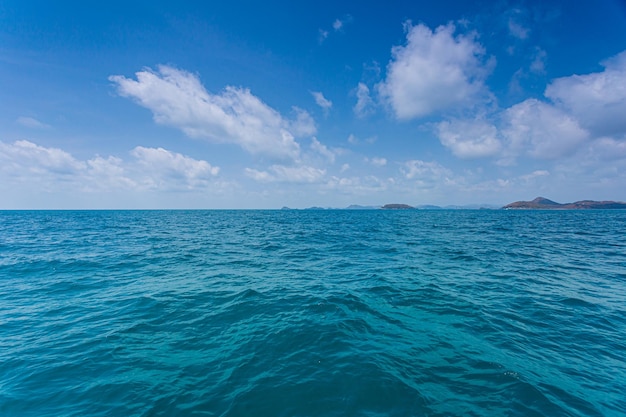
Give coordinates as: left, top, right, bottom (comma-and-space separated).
1, 210, 625, 416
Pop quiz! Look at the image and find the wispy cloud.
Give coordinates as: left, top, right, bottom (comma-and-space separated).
530, 48, 547, 74
365, 157, 387, 167
318, 15, 352, 44
353, 83, 375, 118
318, 29, 329, 43
508, 19, 529, 40
310, 137, 336, 162
16, 116, 51, 129
245, 164, 326, 183
110, 65, 315, 160
402, 160, 452, 183
311, 91, 332, 114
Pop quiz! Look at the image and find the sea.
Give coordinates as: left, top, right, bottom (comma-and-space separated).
1, 209, 625, 417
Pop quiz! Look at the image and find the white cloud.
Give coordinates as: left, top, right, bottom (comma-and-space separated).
436, 118, 501, 158
587, 137, 626, 161
439, 51, 626, 165
16, 116, 51, 129
324, 175, 391, 194
245, 164, 326, 183
378, 22, 491, 119
402, 160, 453, 188
310, 137, 336, 163
354, 82, 375, 118
110, 65, 313, 159
131, 146, 219, 190
319, 16, 350, 44
0, 140, 219, 192
519, 170, 549, 182
366, 157, 387, 167
85, 155, 137, 190
506, 7, 530, 41
289, 107, 317, 137
545, 50, 626, 137
372, 157, 387, 167
0, 140, 85, 176
244, 168, 273, 182
501, 99, 589, 161
347, 134, 358, 145
311, 91, 332, 113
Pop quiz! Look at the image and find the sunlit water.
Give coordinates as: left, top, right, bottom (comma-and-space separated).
1, 209, 625, 416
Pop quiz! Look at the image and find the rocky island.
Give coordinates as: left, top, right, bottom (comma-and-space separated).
503, 197, 626, 209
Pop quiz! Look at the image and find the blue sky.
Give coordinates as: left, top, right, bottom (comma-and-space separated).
1, 0, 626, 208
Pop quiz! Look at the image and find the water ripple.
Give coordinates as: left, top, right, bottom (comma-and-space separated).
1, 210, 625, 416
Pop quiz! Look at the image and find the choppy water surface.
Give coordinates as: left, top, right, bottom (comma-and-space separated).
1, 210, 625, 416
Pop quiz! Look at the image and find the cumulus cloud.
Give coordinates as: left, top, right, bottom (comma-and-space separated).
501, 98, 589, 161
438, 51, 626, 164
110, 65, 314, 159
0, 140, 219, 192
0, 140, 85, 176
245, 164, 326, 183
354, 83, 375, 118
436, 118, 501, 158
545, 50, 626, 137
131, 146, 219, 190
333, 19, 343, 31
85, 155, 136, 190
378, 22, 492, 119
16, 116, 51, 129
311, 91, 332, 114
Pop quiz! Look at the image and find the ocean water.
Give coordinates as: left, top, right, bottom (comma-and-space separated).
1, 210, 625, 417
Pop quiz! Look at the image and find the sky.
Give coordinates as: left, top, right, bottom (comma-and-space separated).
1, 0, 626, 209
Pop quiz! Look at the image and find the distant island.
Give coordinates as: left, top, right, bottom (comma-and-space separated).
381, 203, 415, 209
281, 198, 626, 210
503, 197, 626, 210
